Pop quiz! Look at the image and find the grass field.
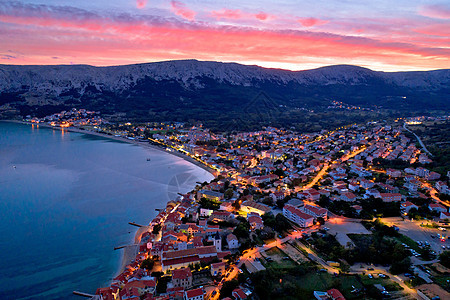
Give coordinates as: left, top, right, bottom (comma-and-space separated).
360, 275, 403, 291
433, 275, 450, 292
262, 247, 298, 269
394, 234, 424, 254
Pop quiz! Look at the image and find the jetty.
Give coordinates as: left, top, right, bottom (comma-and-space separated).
128, 222, 144, 227
73, 291, 95, 298
114, 245, 127, 250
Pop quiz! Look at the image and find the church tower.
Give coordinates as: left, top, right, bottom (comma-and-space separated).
213, 232, 222, 252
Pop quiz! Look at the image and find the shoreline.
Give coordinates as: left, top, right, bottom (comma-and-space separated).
1, 119, 216, 289
1, 120, 216, 176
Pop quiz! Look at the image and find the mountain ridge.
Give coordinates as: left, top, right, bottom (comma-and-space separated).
1, 60, 449, 93
0, 60, 449, 126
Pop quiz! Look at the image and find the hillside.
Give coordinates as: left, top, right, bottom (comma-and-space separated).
0, 60, 449, 128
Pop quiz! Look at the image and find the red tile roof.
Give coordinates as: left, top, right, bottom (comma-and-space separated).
172, 268, 192, 280
185, 287, 204, 298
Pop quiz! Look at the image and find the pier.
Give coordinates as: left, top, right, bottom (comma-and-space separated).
128, 222, 144, 227
114, 245, 127, 250
73, 291, 95, 298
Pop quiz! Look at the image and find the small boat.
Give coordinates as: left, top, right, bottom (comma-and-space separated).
13, 166, 16, 169
147, 158, 151, 161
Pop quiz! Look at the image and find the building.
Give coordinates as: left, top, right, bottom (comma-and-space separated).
387, 169, 402, 178
232, 288, 248, 299
240, 201, 271, 216
210, 262, 226, 277
185, 287, 204, 300
209, 211, 234, 222
401, 201, 418, 213
440, 211, 450, 221
172, 268, 193, 289
227, 234, 239, 249
197, 190, 224, 201
283, 204, 314, 228
161, 246, 218, 271
213, 232, 222, 252
340, 192, 357, 202
436, 181, 449, 194
380, 193, 402, 202
270, 191, 285, 202
302, 205, 327, 219
327, 288, 346, 300
247, 213, 264, 231
429, 203, 447, 213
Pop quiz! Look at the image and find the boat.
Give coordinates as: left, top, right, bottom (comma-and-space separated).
147, 158, 151, 161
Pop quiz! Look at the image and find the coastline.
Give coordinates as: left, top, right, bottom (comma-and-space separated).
1, 120, 216, 176
1, 119, 216, 288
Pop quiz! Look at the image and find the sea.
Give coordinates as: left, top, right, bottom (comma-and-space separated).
0, 121, 214, 299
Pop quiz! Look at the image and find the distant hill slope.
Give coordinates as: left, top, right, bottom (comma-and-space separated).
0, 60, 449, 124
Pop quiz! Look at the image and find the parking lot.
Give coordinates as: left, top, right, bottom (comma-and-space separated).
382, 218, 449, 254
326, 217, 371, 247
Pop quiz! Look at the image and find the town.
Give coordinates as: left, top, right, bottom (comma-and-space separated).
27, 111, 450, 300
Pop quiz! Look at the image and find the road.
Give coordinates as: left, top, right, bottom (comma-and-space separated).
420, 180, 449, 209
205, 265, 239, 300
300, 145, 368, 192
403, 123, 433, 157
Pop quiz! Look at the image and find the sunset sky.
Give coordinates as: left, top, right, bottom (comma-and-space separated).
0, 0, 449, 71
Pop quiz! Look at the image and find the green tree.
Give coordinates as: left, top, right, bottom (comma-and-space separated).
224, 188, 234, 200
152, 224, 162, 234
141, 257, 155, 270
439, 251, 450, 268
390, 257, 411, 274
219, 280, 239, 298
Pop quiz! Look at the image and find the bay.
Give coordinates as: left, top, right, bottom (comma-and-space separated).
0, 121, 213, 299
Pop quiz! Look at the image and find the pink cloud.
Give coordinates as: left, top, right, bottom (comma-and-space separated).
0, 2, 449, 70
414, 23, 450, 37
136, 0, 148, 9
210, 9, 274, 22
298, 17, 328, 27
170, 1, 195, 21
419, 4, 450, 19
211, 9, 242, 20
255, 12, 269, 21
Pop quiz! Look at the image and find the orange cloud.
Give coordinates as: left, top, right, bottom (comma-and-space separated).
170, 1, 195, 21
136, 0, 148, 9
0, 2, 448, 70
298, 17, 329, 27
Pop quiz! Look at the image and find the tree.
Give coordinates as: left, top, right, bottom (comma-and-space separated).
224, 188, 234, 200
276, 198, 285, 209
152, 224, 162, 234
340, 261, 350, 273
439, 251, 450, 268
141, 258, 155, 270
220, 280, 239, 298
390, 257, 411, 274
232, 199, 241, 210
317, 217, 325, 225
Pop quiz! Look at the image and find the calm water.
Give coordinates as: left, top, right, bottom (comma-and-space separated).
0, 121, 213, 299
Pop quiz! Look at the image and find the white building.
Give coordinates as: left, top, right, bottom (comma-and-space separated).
283, 204, 314, 228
